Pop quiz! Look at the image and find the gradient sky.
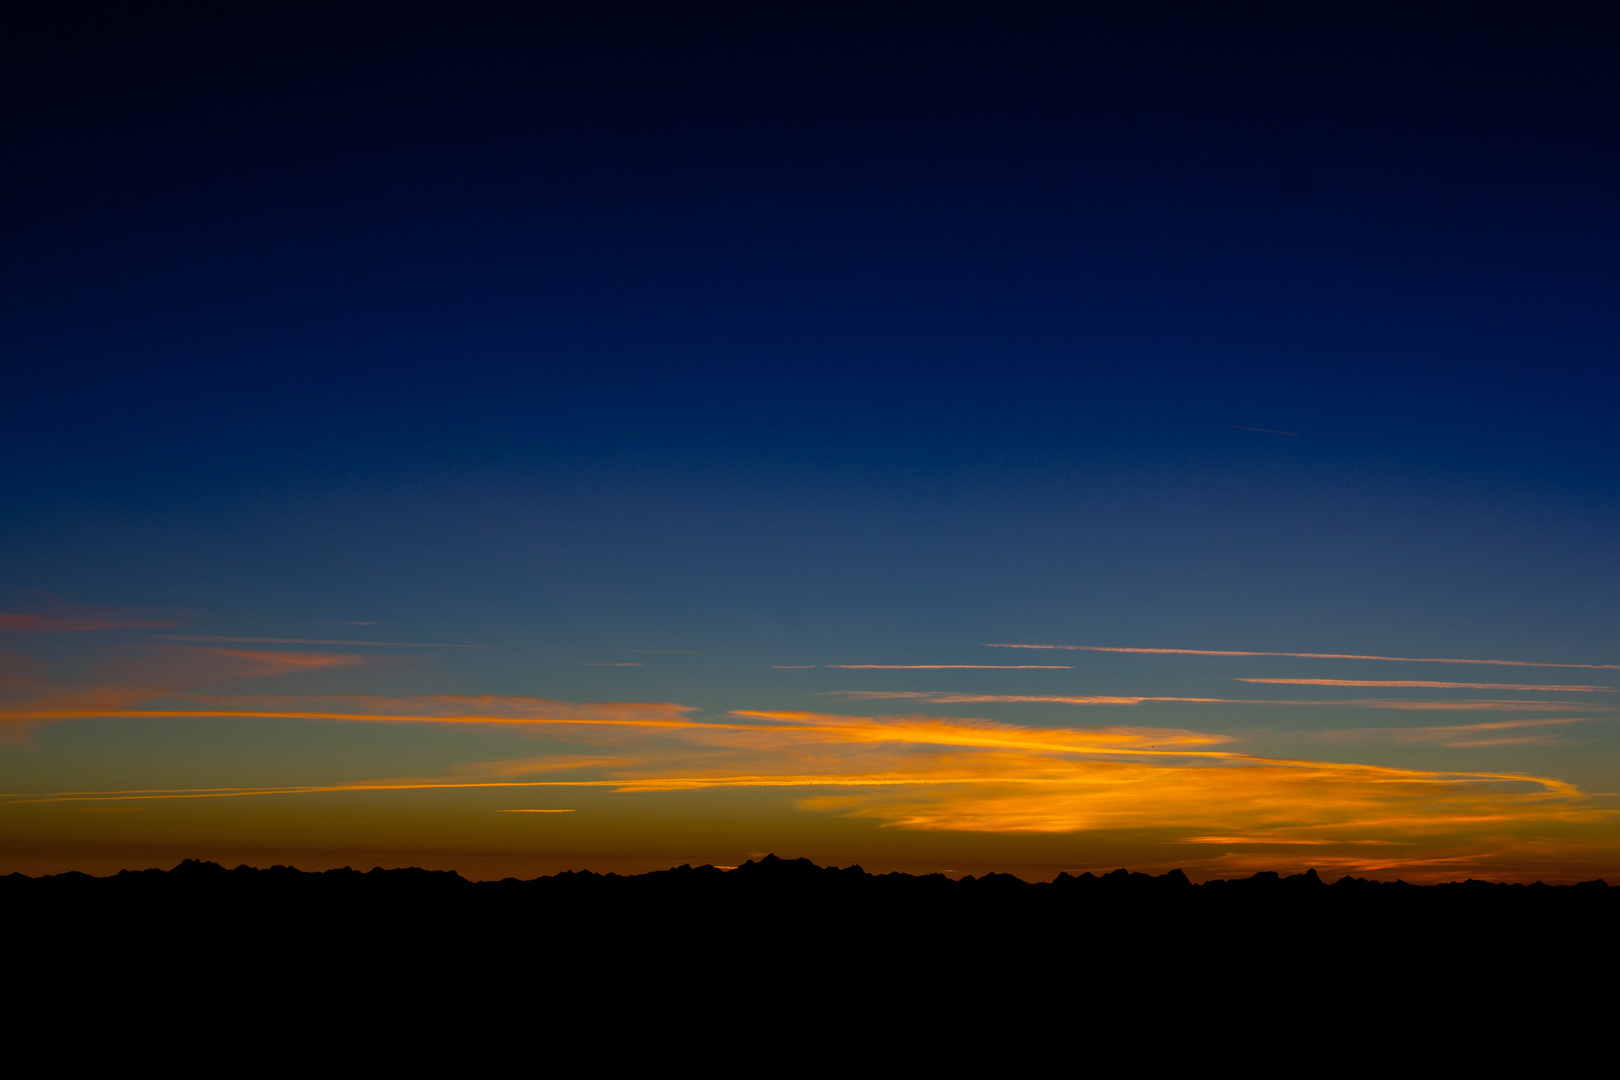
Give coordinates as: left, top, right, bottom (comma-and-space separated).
3, 3, 1618, 881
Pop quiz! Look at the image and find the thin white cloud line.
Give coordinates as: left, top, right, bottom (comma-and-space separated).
825, 664, 1073, 670
983, 644, 1620, 670
604, 650, 709, 655
820, 691, 1615, 711
1235, 677, 1615, 692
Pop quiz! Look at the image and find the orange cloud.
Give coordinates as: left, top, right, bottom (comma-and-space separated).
986, 643, 1620, 670
789, 753, 1591, 837
8, 705, 1597, 861
12, 639, 1613, 880
727, 710, 1233, 756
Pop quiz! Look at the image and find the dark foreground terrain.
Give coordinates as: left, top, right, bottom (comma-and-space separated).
8, 855, 1615, 1051
9, 854, 1607, 919
9, 853, 1614, 959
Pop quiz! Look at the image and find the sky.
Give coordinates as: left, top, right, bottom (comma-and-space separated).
2, 2, 1618, 881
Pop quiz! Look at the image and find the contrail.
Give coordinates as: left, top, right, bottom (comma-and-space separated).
825, 664, 1072, 670
983, 644, 1620, 670
1235, 678, 1614, 693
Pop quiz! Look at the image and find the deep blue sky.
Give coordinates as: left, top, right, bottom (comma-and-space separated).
2, 3, 1618, 877
6, 2, 1616, 652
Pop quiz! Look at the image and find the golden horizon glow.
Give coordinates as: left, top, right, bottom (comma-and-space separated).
2, 702, 1601, 852
5, 642, 1618, 882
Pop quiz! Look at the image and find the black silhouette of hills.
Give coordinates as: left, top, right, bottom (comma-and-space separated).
8, 854, 1614, 1043
7, 854, 1611, 933
11, 854, 1614, 998
8, 851, 1610, 896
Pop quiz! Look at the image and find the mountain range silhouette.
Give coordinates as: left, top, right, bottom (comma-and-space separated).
12, 851, 1610, 893
7, 853, 1610, 931
8, 853, 1612, 1047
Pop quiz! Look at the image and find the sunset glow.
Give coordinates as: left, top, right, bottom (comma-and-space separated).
4, 5, 1617, 887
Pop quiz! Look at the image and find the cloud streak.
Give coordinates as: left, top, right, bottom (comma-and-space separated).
5, 705, 1597, 860
0, 610, 174, 633
1234, 678, 1615, 692
832, 692, 1158, 704
1, 694, 701, 729
162, 636, 483, 648
986, 643, 1620, 670
823, 664, 1073, 670
12, 632, 1615, 880
1317, 715, 1613, 748
0, 646, 371, 734
828, 691, 1609, 711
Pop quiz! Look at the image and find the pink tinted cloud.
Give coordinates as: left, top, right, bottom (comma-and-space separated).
0, 645, 372, 733
0, 611, 175, 633
162, 635, 482, 648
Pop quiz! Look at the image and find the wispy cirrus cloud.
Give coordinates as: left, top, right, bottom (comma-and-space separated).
6, 703, 1598, 870
832, 691, 1157, 704
823, 664, 1072, 670
0, 603, 176, 633
986, 643, 1620, 670
3, 692, 698, 729
1317, 715, 1613, 748
828, 690, 1610, 712
1234, 677, 1615, 692
162, 636, 482, 648
0, 646, 371, 733
6, 629, 1609, 876
200, 648, 368, 672
1303, 699, 1615, 711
